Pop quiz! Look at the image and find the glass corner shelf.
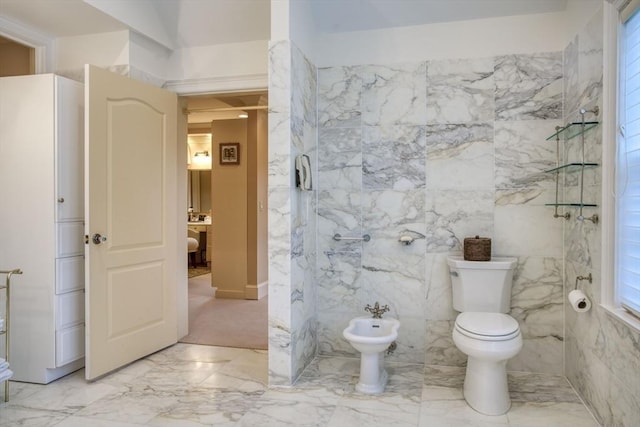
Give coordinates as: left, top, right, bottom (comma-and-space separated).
546, 121, 599, 141
545, 203, 598, 207
544, 162, 599, 174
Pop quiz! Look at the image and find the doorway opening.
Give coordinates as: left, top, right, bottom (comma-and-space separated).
180, 91, 269, 351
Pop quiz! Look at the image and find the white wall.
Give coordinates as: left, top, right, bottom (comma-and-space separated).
84, 0, 175, 49
290, 0, 318, 61
55, 30, 129, 75
271, 0, 290, 40
166, 39, 268, 82
129, 31, 172, 86
314, 12, 568, 66
564, 0, 604, 41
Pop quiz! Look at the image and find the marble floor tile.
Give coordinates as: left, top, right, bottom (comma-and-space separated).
0, 344, 600, 427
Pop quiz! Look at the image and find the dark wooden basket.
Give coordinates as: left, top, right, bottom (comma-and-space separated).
464, 236, 491, 261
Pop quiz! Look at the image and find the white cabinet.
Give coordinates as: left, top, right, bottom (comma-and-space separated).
0, 74, 85, 384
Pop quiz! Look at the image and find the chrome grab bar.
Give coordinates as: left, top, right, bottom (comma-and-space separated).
333, 233, 371, 242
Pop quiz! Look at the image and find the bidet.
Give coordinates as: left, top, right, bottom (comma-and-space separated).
343, 314, 400, 394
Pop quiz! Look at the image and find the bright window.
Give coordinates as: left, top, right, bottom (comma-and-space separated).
616, 5, 640, 319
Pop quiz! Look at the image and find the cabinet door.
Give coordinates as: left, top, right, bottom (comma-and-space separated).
56, 222, 84, 257
56, 290, 85, 329
55, 77, 84, 222
56, 325, 85, 366
56, 256, 84, 294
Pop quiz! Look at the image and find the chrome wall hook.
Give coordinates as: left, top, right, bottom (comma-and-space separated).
577, 214, 599, 224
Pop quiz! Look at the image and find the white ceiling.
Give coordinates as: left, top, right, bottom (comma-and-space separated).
0, 0, 568, 47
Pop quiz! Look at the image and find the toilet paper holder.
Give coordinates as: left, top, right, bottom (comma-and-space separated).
574, 273, 592, 290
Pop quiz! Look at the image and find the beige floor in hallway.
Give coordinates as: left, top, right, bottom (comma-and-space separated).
180, 273, 268, 349
0, 343, 600, 426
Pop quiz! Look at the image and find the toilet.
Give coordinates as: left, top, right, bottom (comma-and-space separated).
447, 255, 522, 415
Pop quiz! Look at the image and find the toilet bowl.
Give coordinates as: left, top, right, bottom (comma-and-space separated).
452, 312, 522, 415
343, 316, 400, 394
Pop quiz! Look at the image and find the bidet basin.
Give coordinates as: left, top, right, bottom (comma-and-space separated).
343, 316, 400, 354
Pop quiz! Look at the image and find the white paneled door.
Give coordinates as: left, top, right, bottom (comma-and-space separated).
84, 65, 178, 380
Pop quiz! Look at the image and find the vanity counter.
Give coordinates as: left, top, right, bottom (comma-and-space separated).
187, 223, 212, 265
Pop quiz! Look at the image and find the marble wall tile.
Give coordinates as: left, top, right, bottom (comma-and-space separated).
565, 215, 600, 269
268, 40, 319, 386
494, 189, 562, 257
361, 62, 427, 126
268, 321, 292, 386
317, 127, 362, 190
313, 50, 573, 377
269, 40, 291, 115
426, 57, 495, 124
563, 123, 602, 189
317, 189, 362, 252
559, 6, 640, 424
565, 335, 613, 426
290, 44, 318, 382
363, 125, 426, 190
388, 315, 428, 364
318, 310, 360, 356
494, 120, 562, 189
424, 320, 466, 367
317, 250, 361, 313
564, 36, 580, 120
425, 190, 494, 253
564, 259, 601, 343
425, 254, 457, 321
361, 189, 426, 255
292, 316, 318, 380
511, 257, 563, 326
609, 372, 640, 427
358, 254, 426, 317
506, 256, 564, 373
425, 123, 494, 189
495, 52, 563, 121
268, 112, 293, 189
509, 332, 563, 375
268, 188, 292, 325
318, 66, 363, 128
576, 7, 604, 117
291, 45, 317, 128
599, 314, 640, 401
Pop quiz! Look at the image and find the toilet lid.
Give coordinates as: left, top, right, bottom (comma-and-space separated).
455, 312, 520, 341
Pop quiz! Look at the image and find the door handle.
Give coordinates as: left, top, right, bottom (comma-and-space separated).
92, 234, 107, 245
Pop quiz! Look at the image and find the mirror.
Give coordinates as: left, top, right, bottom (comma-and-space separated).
188, 170, 211, 213
187, 133, 212, 215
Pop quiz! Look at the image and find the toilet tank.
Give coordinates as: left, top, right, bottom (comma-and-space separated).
447, 255, 518, 313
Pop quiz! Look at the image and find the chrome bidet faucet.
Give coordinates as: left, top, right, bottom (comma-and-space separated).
365, 302, 390, 319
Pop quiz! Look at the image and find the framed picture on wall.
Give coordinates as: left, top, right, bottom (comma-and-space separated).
219, 142, 240, 165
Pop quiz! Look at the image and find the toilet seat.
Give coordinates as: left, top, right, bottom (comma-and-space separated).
455, 312, 520, 341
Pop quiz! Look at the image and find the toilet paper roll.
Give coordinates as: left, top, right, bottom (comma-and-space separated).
568, 290, 591, 312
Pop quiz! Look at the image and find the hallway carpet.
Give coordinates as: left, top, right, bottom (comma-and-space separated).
187, 265, 211, 278
179, 273, 268, 350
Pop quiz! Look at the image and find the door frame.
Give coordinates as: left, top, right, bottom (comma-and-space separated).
174, 76, 267, 339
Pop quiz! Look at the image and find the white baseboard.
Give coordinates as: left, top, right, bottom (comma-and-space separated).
215, 289, 246, 299
245, 281, 268, 300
